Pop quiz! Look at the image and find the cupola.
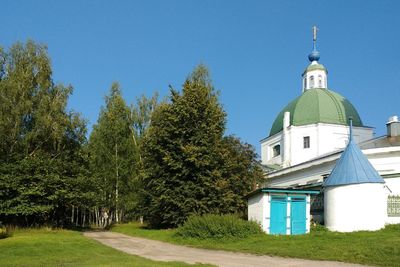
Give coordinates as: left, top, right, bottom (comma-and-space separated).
302, 26, 328, 92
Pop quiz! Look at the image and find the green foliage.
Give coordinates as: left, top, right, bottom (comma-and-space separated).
215, 136, 264, 215
131, 93, 159, 141
175, 214, 262, 239
0, 41, 88, 226
0, 40, 86, 162
0, 41, 261, 229
310, 222, 328, 232
88, 83, 159, 224
89, 82, 138, 223
0, 156, 94, 226
141, 65, 263, 228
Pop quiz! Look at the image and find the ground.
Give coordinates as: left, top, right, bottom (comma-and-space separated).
111, 222, 400, 267
85, 231, 364, 267
0, 228, 208, 267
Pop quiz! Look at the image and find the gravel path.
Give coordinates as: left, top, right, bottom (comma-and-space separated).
84, 231, 366, 267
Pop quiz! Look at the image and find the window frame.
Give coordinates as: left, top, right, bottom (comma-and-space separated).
303, 136, 310, 149
272, 144, 281, 157
318, 75, 323, 87
309, 75, 314, 88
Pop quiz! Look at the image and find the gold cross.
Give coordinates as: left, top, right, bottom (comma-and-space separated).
313, 26, 318, 42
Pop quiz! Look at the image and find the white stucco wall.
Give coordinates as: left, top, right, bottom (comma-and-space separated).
265, 146, 400, 190
386, 217, 400, 224
261, 133, 282, 165
306, 194, 311, 233
248, 193, 264, 227
364, 147, 400, 179
303, 69, 327, 91
324, 183, 386, 232
266, 159, 337, 188
385, 178, 400, 195
261, 123, 373, 167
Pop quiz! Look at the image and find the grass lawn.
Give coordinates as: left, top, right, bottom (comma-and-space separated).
112, 222, 400, 267
0, 228, 209, 267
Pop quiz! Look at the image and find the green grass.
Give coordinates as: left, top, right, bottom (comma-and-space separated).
0, 228, 209, 267
113, 222, 400, 267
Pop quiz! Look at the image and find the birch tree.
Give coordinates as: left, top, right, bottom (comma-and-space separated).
89, 83, 136, 223
0, 41, 89, 226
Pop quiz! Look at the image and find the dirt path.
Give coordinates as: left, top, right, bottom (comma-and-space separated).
84, 231, 366, 267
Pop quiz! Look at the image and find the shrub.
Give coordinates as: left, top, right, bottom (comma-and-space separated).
0, 226, 13, 239
175, 214, 263, 239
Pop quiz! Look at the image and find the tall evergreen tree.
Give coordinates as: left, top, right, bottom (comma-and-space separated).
141, 65, 262, 228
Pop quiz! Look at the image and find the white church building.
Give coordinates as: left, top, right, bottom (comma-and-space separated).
248, 28, 400, 234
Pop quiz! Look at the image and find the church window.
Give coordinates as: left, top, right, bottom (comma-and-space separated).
309, 76, 314, 88
318, 75, 323, 87
303, 136, 310, 149
272, 144, 281, 157
303, 78, 307, 89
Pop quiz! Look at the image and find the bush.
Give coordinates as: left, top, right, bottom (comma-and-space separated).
175, 214, 263, 239
310, 222, 328, 233
0, 225, 13, 239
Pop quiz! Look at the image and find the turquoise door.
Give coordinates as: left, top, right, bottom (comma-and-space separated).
290, 196, 307, 235
270, 196, 287, 234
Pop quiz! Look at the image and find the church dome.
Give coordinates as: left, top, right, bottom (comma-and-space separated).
303, 63, 327, 75
269, 89, 363, 136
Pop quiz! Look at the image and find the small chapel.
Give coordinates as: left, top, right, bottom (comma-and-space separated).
248, 27, 400, 234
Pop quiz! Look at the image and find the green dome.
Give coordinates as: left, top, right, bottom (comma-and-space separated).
269, 88, 364, 136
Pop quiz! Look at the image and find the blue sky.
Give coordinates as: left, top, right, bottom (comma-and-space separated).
2, 1, 400, 155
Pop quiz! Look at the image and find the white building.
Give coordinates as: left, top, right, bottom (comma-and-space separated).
248, 28, 400, 233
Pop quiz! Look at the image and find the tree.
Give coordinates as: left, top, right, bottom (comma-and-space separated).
141, 65, 262, 228
130, 93, 159, 144
0, 41, 89, 226
88, 81, 159, 225
215, 136, 264, 215
88, 83, 137, 223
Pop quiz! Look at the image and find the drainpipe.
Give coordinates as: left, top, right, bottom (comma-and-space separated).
283, 111, 291, 167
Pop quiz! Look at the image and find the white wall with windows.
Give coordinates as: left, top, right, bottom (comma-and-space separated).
261, 123, 373, 167
263, 144, 400, 225
302, 68, 327, 92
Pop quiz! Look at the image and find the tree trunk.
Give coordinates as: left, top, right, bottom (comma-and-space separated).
82, 210, 86, 228
71, 206, 74, 224
75, 208, 79, 227
115, 142, 119, 223
94, 207, 98, 226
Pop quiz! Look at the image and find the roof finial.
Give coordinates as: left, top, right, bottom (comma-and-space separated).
308, 26, 320, 62
313, 26, 318, 50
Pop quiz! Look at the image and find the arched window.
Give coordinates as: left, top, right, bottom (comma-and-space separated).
309, 76, 314, 88
318, 75, 323, 87
303, 78, 307, 90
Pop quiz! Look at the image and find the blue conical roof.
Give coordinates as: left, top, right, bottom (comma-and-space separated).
323, 123, 385, 187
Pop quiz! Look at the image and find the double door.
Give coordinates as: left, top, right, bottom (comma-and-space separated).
270, 195, 306, 235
